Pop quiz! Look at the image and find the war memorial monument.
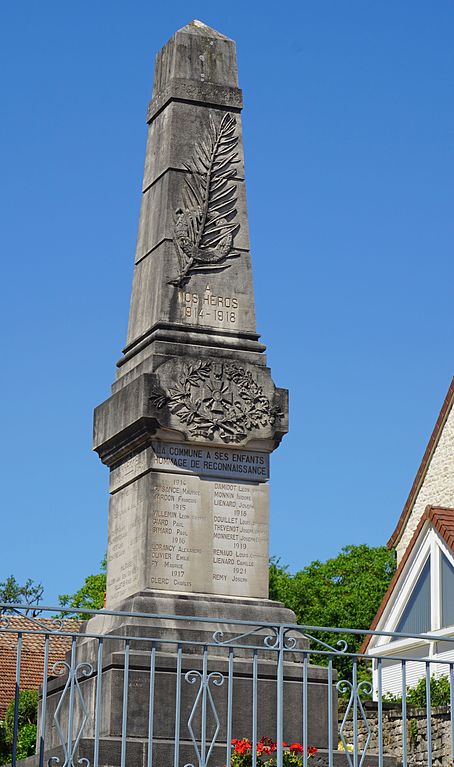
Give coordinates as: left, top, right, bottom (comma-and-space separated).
89, 19, 296, 629
29, 20, 343, 767
96, 20, 287, 609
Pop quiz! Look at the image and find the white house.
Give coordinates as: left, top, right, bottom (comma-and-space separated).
362, 378, 454, 697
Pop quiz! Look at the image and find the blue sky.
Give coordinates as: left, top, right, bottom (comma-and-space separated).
0, 1, 452, 605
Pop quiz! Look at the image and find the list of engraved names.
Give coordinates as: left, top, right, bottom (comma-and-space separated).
107, 469, 269, 601
148, 474, 268, 596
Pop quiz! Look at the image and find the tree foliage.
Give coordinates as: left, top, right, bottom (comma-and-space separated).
0, 689, 38, 762
269, 544, 396, 680
58, 557, 106, 616
0, 576, 44, 616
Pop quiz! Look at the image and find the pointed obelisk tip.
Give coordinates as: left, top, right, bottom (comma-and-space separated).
153, 19, 238, 94
177, 19, 234, 42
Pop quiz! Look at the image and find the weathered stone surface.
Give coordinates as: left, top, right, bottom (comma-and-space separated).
106, 470, 269, 605
83, 589, 299, 634
135, 173, 250, 263
340, 701, 452, 767
109, 441, 270, 492
92, 18, 289, 607
94, 367, 287, 459
124, 243, 257, 353
115, 22, 259, 381
152, 21, 239, 93
142, 101, 246, 191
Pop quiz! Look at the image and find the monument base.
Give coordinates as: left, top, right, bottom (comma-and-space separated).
80, 589, 301, 649
36, 591, 338, 764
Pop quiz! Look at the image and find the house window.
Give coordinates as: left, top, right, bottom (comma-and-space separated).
396, 558, 431, 634
441, 553, 454, 628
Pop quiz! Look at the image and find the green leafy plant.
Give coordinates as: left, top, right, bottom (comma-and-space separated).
383, 674, 451, 707
15, 723, 38, 760
1, 689, 38, 762
408, 718, 418, 746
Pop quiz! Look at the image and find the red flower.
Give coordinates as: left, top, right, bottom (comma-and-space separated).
257, 737, 277, 756
232, 738, 252, 755
231, 737, 317, 760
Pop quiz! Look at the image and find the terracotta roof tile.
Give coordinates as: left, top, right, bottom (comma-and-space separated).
0, 616, 82, 718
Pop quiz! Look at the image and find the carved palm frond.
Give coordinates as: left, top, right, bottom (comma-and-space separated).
182, 113, 239, 251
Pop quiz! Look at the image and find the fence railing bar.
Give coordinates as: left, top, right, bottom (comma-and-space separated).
226, 648, 234, 767
327, 656, 333, 767
4, 602, 454, 645
38, 633, 49, 767
450, 663, 454, 765
276, 627, 284, 767
377, 657, 383, 767
252, 649, 258, 767
11, 631, 22, 767
93, 638, 104, 767
147, 643, 156, 767
120, 639, 130, 767
66, 637, 77, 763
174, 643, 182, 767
425, 661, 432, 767
352, 659, 358, 767
201, 646, 208, 767
401, 660, 407, 767
303, 652, 308, 767
2, 625, 453, 666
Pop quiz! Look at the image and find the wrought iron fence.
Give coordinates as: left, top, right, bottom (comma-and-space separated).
1, 603, 454, 767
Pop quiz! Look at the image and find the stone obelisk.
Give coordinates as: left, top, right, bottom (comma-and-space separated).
37, 23, 335, 767
94, 19, 289, 612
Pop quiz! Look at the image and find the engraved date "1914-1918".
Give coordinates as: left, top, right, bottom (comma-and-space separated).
178, 286, 239, 325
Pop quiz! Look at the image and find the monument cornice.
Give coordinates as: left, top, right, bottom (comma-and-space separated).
117, 321, 266, 367
146, 78, 243, 123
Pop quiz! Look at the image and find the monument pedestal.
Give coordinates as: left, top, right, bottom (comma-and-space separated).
38, 592, 337, 767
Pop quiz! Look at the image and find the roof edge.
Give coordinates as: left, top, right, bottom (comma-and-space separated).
387, 377, 454, 550
361, 504, 454, 654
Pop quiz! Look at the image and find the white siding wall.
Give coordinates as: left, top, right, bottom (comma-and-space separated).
380, 647, 430, 697
377, 640, 454, 698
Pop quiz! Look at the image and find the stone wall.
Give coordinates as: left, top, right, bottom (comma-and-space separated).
397, 401, 454, 564
339, 701, 452, 766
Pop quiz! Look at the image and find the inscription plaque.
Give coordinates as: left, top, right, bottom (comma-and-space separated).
110, 442, 269, 493
106, 446, 269, 605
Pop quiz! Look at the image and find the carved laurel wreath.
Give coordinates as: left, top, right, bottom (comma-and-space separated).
150, 360, 282, 444
169, 114, 240, 287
